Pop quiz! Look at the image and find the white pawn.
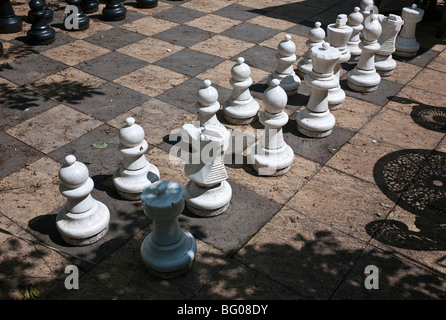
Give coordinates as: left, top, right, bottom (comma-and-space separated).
394, 4, 424, 58
268, 34, 300, 96
56, 155, 110, 246
140, 180, 196, 279
183, 80, 232, 217
113, 117, 160, 200
375, 14, 404, 76
347, 7, 364, 63
223, 57, 260, 125
249, 78, 294, 176
297, 42, 340, 138
327, 14, 353, 110
297, 22, 326, 79
347, 14, 382, 93
360, 0, 375, 24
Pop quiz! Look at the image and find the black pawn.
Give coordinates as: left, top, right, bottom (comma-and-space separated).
64, 0, 89, 31
0, 0, 22, 33
136, 0, 157, 9
28, 0, 53, 24
26, 0, 55, 45
80, 0, 98, 14
102, 0, 126, 21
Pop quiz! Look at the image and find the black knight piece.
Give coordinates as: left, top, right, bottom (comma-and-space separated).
102, 0, 126, 21
26, 0, 55, 45
0, 0, 22, 33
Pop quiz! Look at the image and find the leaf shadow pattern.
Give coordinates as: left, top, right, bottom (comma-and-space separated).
388, 95, 446, 133
28, 79, 106, 105
367, 149, 446, 252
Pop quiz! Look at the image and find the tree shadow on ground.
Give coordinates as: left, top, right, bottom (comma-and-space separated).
2, 220, 445, 300
367, 148, 446, 252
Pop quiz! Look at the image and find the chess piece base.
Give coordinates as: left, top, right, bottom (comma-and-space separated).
102, 5, 126, 21
347, 69, 380, 93
223, 99, 259, 125
328, 85, 345, 111
394, 37, 420, 58
0, 17, 22, 33
141, 230, 196, 279
268, 74, 300, 97
113, 163, 160, 200
251, 143, 294, 176
56, 201, 110, 246
184, 180, 232, 217
136, 0, 157, 8
296, 108, 335, 138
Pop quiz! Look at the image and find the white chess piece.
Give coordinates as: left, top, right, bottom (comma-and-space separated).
297, 22, 326, 79
375, 14, 404, 76
140, 180, 196, 279
347, 14, 382, 93
56, 155, 110, 246
296, 42, 340, 138
250, 78, 294, 176
327, 14, 353, 110
347, 7, 364, 63
223, 57, 259, 124
394, 4, 424, 58
268, 34, 300, 96
113, 117, 160, 200
183, 80, 232, 217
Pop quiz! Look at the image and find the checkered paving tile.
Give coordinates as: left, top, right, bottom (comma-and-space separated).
1, 0, 446, 301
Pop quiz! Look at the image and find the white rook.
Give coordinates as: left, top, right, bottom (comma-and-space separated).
268, 34, 300, 96
347, 14, 382, 93
140, 180, 196, 279
327, 14, 353, 110
296, 42, 340, 138
394, 4, 424, 58
56, 155, 110, 246
250, 78, 294, 176
113, 117, 160, 200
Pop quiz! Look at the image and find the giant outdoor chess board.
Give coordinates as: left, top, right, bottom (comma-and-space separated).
1, 0, 446, 300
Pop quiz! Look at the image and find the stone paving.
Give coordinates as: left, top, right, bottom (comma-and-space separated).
1, 0, 446, 300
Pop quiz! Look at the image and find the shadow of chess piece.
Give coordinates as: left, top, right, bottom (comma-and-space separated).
102, 0, 126, 21
64, 0, 89, 31
0, 41, 3, 56
0, 0, 22, 33
28, 0, 53, 24
80, 0, 98, 14
26, 0, 55, 45
136, 0, 157, 9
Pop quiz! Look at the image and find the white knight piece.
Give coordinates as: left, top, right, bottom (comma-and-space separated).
375, 14, 404, 76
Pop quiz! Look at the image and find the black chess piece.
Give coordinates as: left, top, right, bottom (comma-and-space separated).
0, 0, 22, 33
64, 0, 89, 31
28, 0, 53, 24
26, 0, 55, 45
136, 0, 157, 9
102, 0, 126, 21
80, 0, 98, 14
